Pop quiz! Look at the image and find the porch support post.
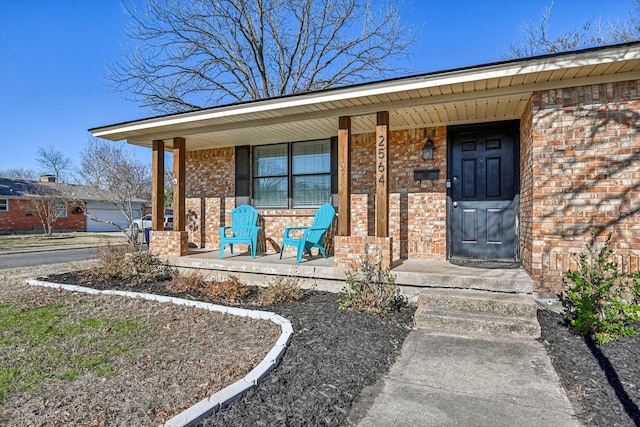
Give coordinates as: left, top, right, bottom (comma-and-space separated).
151, 140, 165, 231
376, 111, 389, 237
172, 137, 186, 232
337, 116, 351, 236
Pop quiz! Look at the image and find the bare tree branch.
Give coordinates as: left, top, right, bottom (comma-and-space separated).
0, 168, 38, 180
504, 0, 640, 59
108, 0, 418, 113
80, 137, 151, 243
22, 185, 76, 237
35, 145, 74, 182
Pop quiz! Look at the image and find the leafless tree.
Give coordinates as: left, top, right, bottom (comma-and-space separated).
80, 138, 151, 243
36, 145, 74, 182
504, 0, 640, 59
0, 168, 38, 180
109, 0, 417, 113
23, 186, 75, 238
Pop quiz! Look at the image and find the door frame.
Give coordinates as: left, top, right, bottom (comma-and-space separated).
446, 120, 521, 261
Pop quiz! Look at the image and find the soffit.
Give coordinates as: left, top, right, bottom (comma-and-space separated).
90, 43, 640, 150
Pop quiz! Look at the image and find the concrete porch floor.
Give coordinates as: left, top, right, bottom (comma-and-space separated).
167, 249, 534, 295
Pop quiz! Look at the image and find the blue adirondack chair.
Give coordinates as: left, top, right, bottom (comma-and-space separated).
279, 204, 336, 263
219, 205, 261, 259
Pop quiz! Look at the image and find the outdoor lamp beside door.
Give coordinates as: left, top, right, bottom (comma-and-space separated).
422, 138, 434, 160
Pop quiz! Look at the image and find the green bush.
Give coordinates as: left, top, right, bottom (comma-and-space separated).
338, 249, 407, 316
564, 230, 640, 345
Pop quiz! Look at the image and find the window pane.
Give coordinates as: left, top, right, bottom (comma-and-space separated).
254, 177, 287, 207
0, 199, 7, 211
254, 144, 287, 177
293, 175, 330, 207
292, 139, 330, 175
55, 201, 67, 218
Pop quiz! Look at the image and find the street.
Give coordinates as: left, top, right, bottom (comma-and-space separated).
0, 248, 97, 270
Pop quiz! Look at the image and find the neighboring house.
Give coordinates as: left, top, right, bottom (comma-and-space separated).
0, 176, 148, 233
90, 42, 640, 294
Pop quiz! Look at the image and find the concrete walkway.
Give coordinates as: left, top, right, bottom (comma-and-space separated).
348, 331, 581, 427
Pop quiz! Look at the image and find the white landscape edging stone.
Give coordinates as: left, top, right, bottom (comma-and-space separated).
26, 279, 293, 427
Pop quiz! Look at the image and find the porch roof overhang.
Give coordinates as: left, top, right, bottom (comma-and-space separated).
90, 42, 640, 150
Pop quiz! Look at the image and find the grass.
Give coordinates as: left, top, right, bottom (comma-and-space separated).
0, 232, 127, 251
0, 301, 144, 401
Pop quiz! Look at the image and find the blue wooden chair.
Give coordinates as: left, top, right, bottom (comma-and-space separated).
279, 204, 336, 263
219, 205, 261, 258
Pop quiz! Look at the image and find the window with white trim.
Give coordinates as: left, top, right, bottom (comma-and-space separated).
0, 199, 7, 211
250, 138, 334, 208
292, 139, 331, 207
253, 143, 288, 208
55, 200, 67, 218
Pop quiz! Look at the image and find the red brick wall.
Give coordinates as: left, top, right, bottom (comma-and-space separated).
186, 148, 235, 198
183, 127, 448, 262
519, 101, 535, 281
349, 127, 448, 261
334, 235, 393, 269
0, 198, 85, 232
149, 230, 189, 256
528, 80, 640, 293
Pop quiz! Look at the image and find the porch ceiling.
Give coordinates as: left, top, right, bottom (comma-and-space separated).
90, 43, 640, 151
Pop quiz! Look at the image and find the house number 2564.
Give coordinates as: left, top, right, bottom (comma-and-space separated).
377, 135, 386, 184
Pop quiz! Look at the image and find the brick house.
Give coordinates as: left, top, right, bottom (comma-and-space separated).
0, 177, 147, 233
90, 42, 640, 294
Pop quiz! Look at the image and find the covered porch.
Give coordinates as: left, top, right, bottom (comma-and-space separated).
89, 43, 640, 294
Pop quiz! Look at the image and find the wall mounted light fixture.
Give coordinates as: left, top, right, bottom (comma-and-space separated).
422, 138, 434, 160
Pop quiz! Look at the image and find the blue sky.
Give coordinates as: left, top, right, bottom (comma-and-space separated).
0, 0, 636, 175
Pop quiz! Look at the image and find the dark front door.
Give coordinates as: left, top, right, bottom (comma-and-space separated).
448, 121, 519, 260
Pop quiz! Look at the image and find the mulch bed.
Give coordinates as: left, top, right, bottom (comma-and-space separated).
43, 271, 640, 427
538, 309, 640, 427
43, 272, 415, 426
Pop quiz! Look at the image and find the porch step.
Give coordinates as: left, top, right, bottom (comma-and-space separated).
414, 289, 540, 339
393, 260, 534, 294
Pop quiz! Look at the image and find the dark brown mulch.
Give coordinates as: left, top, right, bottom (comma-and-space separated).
44, 270, 640, 427
43, 272, 415, 427
538, 310, 640, 427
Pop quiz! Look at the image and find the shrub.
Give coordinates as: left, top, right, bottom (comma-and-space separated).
83, 245, 131, 282
564, 230, 640, 345
127, 251, 168, 285
165, 270, 250, 303
166, 269, 209, 293
338, 248, 407, 316
83, 245, 169, 286
257, 275, 305, 305
203, 276, 250, 302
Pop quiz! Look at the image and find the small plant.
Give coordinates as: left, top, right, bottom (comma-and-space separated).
165, 271, 250, 303
203, 276, 250, 302
83, 245, 169, 286
338, 246, 407, 316
564, 230, 640, 345
166, 269, 208, 293
257, 275, 305, 305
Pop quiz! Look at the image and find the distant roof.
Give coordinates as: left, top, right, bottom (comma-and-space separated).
0, 178, 149, 204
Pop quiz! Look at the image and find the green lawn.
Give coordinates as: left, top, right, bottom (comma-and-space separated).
0, 301, 144, 401
0, 232, 126, 251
